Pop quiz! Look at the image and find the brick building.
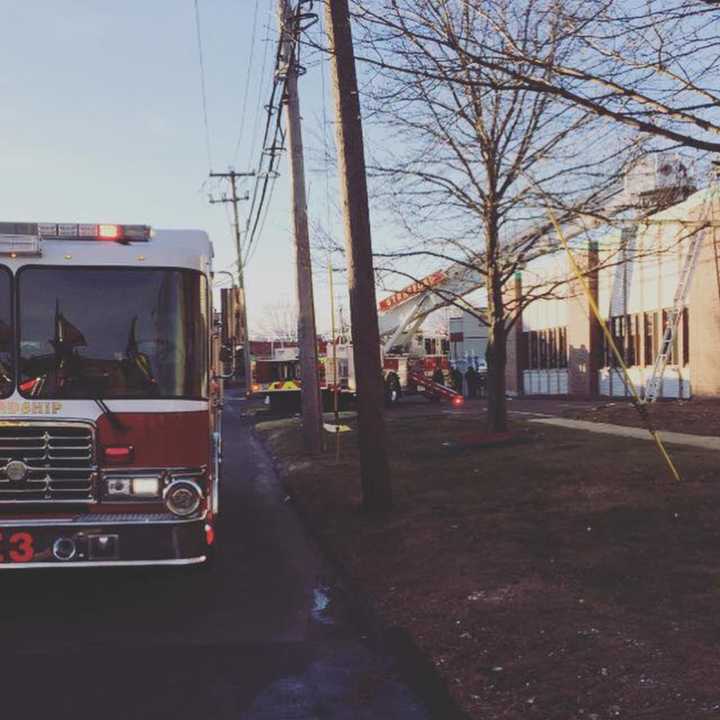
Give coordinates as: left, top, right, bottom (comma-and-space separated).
500, 187, 718, 399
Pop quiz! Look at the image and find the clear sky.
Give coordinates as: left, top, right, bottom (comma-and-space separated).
0, 1, 352, 335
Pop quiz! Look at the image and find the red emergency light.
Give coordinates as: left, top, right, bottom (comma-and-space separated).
103, 445, 135, 464
0, 222, 151, 242
98, 224, 123, 240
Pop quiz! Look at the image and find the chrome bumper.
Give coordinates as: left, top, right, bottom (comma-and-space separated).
0, 557, 207, 570
0, 513, 209, 569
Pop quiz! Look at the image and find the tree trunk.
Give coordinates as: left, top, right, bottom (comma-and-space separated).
486, 320, 508, 433
484, 199, 508, 434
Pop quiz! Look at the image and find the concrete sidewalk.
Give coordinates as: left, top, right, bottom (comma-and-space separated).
530, 417, 720, 451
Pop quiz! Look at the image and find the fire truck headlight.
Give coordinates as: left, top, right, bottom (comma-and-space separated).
164, 479, 202, 517
105, 476, 161, 498
107, 478, 131, 496
131, 477, 161, 497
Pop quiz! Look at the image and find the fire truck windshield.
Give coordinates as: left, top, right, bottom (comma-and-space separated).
0, 268, 13, 398
17, 267, 208, 400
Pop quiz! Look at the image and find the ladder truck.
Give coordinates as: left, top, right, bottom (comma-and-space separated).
253, 267, 484, 410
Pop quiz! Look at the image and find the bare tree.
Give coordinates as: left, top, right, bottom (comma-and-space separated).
255, 299, 299, 343
354, 1, 720, 154
349, 0, 653, 432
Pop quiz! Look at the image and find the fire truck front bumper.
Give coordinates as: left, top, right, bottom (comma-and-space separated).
0, 513, 209, 569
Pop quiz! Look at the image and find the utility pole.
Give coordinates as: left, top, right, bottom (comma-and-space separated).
324, 0, 392, 511
278, 0, 323, 456
209, 169, 254, 395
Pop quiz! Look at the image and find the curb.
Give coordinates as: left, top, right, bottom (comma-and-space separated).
254, 424, 470, 720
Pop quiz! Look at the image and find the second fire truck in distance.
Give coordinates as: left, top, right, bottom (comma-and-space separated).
252, 331, 461, 411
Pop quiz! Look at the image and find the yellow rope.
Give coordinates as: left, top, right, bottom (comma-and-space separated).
547, 211, 682, 482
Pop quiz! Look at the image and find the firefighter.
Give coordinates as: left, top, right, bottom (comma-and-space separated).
465, 364, 478, 398
432, 363, 445, 386
451, 365, 463, 395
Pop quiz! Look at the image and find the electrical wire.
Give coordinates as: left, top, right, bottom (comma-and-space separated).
236, 2, 318, 268
242, 9, 295, 263
232, 0, 262, 165
247, 5, 274, 172
193, 0, 214, 172
246, 171, 280, 266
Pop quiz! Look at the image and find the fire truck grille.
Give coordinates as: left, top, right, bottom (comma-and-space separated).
0, 423, 96, 502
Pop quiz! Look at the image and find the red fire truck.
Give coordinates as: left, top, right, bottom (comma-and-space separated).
253, 332, 460, 410
0, 221, 226, 569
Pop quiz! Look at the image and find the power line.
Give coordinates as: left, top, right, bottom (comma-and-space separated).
246, 170, 280, 266
242, 18, 291, 261
232, 0, 262, 165
246, 6, 274, 172
214, 3, 317, 272
243, 2, 319, 262
193, 0, 214, 172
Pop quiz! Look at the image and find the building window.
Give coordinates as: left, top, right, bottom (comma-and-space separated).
524, 326, 567, 370
558, 328, 568, 368
603, 313, 645, 367
626, 315, 638, 367
644, 312, 656, 366
605, 316, 625, 367
682, 309, 689, 366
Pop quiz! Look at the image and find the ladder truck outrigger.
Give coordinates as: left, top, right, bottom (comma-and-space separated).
0, 221, 232, 569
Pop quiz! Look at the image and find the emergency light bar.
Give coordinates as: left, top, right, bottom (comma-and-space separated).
0, 222, 151, 242
0, 234, 41, 257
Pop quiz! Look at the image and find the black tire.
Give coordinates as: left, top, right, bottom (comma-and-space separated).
385, 373, 402, 407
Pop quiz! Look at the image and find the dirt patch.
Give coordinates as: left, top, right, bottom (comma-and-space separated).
260, 415, 720, 719
563, 397, 720, 437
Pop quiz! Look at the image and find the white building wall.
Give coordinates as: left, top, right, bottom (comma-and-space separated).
523, 369, 569, 395
598, 366, 691, 399
519, 250, 571, 395
595, 204, 699, 399
449, 310, 489, 369
521, 251, 570, 332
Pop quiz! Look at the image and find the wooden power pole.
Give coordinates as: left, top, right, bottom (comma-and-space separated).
209, 170, 254, 394
324, 0, 392, 511
278, 0, 323, 455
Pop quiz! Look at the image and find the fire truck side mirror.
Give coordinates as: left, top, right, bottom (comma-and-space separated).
217, 286, 240, 380
215, 343, 236, 380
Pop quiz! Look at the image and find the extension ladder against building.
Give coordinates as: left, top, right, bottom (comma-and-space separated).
643, 229, 704, 403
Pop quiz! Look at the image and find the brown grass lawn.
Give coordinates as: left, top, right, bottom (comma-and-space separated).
259, 414, 720, 720
565, 397, 720, 437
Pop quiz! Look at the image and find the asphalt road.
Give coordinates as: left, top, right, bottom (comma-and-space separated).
0, 391, 429, 720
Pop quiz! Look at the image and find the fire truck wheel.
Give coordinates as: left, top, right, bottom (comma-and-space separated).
385, 373, 402, 407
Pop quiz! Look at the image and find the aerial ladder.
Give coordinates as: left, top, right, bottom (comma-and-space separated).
376, 190, 630, 353
374, 191, 629, 403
